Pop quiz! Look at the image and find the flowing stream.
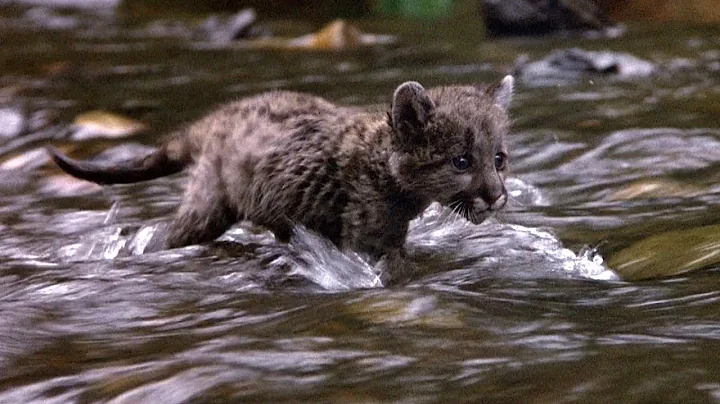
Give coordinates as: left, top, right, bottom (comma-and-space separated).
1, 5, 720, 402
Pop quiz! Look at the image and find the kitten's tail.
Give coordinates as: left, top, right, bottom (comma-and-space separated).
46, 134, 192, 185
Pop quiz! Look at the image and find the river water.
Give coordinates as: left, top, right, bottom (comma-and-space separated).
1, 5, 720, 403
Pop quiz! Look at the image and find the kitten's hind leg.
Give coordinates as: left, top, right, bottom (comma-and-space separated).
166, 155, 237, 248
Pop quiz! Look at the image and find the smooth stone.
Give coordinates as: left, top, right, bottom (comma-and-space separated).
0, 108, 27, 140
517, 48, 655, 84
70, 110, 147, 140
0, 148, 50, 171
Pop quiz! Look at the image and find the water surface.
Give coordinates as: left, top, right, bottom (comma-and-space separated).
1, 5, 720, 402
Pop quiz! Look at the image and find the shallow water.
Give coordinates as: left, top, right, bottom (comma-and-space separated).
1, 4, 720, 402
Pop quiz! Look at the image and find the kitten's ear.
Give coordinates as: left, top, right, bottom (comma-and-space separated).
391, 81, 435, 135
485, 75, 514, 111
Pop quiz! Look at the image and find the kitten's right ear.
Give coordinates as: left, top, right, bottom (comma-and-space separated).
391, 81, 435, 136
485, 75, 514, 111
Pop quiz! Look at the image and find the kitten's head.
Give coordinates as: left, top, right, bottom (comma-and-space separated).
388, 75, 514, 224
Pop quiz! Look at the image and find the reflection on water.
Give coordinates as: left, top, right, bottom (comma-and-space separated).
1, 3, 720, 402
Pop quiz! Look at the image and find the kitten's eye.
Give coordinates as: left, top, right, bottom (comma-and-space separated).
451, 155, 471, 171
494, 152, 507, 170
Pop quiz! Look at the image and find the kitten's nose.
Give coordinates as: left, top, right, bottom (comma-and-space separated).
479, 179, 505, 209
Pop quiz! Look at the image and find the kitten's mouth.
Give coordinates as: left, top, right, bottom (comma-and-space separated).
449, 192, 506, 225
448, 195, 484, 224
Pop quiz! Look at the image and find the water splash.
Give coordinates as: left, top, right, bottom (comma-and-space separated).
408, 200, 619, 281
50, 178, 616, 287
264, 226, 383, 290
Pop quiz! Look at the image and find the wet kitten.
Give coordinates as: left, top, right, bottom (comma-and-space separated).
47, 76, 514, 260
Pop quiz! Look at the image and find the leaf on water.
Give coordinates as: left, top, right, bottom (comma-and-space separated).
245, 20, 394, 51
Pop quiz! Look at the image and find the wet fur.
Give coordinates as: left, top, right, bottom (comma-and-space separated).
48, 77, 514, 259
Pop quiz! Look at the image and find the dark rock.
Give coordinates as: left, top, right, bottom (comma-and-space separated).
481, 0, 617, 38
516, 48, 655, 85
0, 147, 49, 171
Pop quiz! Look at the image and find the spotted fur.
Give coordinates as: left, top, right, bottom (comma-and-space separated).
47, 76, 514, 259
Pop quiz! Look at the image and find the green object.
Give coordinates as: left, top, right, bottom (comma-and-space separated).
375, 0, 454, 18
608, 224, 720, 280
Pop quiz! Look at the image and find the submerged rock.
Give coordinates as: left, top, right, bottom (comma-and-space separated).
516, 48, 655, 84
481, 0, 617, 37
345, 291, 464, 328
608, 224, 720, 280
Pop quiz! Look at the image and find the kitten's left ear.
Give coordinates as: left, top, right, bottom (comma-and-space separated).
391, 81, 435, 135
486, 75, 514, 111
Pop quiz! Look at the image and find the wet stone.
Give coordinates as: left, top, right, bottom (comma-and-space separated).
0, 147, 50, 171
70, 110, 147, 140
0, 107, 27, 140
194, 8, 269, 43
516, 48, 656, 84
